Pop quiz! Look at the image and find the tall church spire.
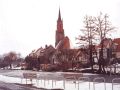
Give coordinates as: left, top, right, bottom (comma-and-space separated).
58, 8, 61, 21
57, 7, 63, 32
55, 7, 70, 49
55, 8, 64, 47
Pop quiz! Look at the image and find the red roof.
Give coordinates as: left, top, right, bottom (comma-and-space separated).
113, 38, 120, 52
96, 38, 112, 49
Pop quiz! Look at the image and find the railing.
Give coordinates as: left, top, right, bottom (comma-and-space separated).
77, 77, 90, 90
63, 76, 76, 89
93, 77, 106, 90
42, 74, 57, 88
21, 73, 120, 90
21, 73, 38, 84
112, 78, 120, 90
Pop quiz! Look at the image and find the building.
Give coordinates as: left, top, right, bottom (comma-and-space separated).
96, 38, 120, 60
97, 38, 113, 59
55, 8, 70, 49
112, 38, 120, 59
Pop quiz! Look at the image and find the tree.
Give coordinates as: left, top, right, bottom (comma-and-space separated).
76, 15, 96, 71
77, 13, 115, 73
3, 51, 18, 69
95, 13, 115, 73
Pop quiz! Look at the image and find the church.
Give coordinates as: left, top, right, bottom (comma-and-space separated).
25, 8, 72, 70
55, 8, 70, 50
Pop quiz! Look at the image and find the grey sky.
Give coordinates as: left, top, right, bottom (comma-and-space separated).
0, 0, 120, 57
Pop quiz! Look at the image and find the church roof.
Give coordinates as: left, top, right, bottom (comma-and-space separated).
55, 36, 70, 49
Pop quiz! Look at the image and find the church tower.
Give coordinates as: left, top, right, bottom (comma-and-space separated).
55, 8, 65, 47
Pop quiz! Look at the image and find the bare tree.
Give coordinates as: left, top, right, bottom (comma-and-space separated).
77, 13, 115, 73
76, 15, 96, 71
94, 13, 115, 73
3, 52, 18, 69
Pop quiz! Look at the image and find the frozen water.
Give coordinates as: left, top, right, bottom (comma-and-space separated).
0, 75, 120, 90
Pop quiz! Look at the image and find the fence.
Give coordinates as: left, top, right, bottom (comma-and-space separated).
112, 78, 120, 90
77, 77, 90, 90
21, 73, 38, 84
93, 77, 106, 90
63, 76, 76, 89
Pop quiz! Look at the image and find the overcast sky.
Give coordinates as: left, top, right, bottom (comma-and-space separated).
0, 0, 120, 57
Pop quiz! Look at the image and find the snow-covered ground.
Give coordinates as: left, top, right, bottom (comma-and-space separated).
0, 70, 120, 90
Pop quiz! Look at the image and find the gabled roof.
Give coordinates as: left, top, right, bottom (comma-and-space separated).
113, 38, 120, 52
95, 38, 120, 52
96, 38, 112, 49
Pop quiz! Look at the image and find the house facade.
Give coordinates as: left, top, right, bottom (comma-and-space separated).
96, 38, 120, 60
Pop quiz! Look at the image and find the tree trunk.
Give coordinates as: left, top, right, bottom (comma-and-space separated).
89, 45, 94, 72
98, 40, 105, 73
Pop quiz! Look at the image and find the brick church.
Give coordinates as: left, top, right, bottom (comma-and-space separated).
55, 8, 70, 49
